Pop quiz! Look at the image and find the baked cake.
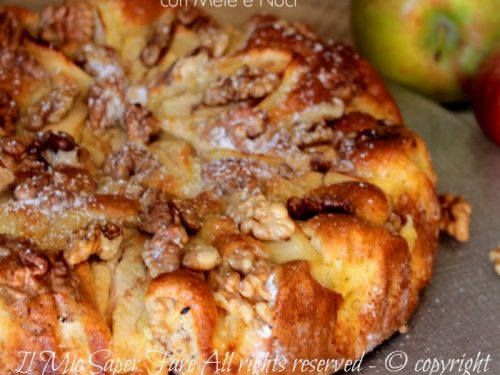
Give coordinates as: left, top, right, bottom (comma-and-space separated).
0, 1, 440, 373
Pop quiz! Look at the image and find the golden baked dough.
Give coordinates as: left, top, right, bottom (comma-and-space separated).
0, 1, 440, 374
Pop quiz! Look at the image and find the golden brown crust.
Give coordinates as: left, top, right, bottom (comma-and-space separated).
146, 270, 218, 373
271, 261, 342, 366
302, 215, 412, 359
0, 1, 440, 374
0, 234, 110, 373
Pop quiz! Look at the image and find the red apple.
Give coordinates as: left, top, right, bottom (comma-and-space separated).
472, 50, 500, 147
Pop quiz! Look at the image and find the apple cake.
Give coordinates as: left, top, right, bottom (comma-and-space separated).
0, 1, 440, 374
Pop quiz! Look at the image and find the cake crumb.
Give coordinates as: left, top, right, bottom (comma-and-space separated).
489, 246, 500, 276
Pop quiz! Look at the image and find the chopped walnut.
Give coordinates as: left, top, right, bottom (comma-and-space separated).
226, 248, 255, 274
198, 25, 230, 58
139, 201, 180, 234
228, 194, 295, 241
36, 130, 77, 152
143, 225, 188, 278
287, 195, 354, 221
14, 167, 96, 206
182, 243, 221, 271
125, 103, 159, 144
19, 248, 50, 277
254, 301, 273, 324
206, 107, 267, 150
208, 235, 275, 325
0, 133, 51, 175
291, 121, 334, 148
104, 142, 160, 181
34, 131, 80, 169
141, 193, 222, 235
228, 107, 267, 139
88, 79, 126, 130
490, 247, 500, 276
141, 17, 174, 67
8, 132, 93, 202
0, 90, 18, 135
203, 158, 276, 196
0, 48, 47, 99
203, 66, 280, 107
0, 9, 22, 49
64, 221, 123, 265
0, 136, 27, 158
25, 85, 79, 131
40, 0, 95, 46
76, 45, 124, 81
439, 193, 472, 242
0, 235, 83, 302
171, 192, 223, 233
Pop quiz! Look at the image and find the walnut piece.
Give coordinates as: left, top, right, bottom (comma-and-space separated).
40, 0, 95, 46
439, 193, 472, 242
64, 221, 123, 265
104, 142, 160, 181
287, 195, 354, 221
182, 243, 221, 271
0, 131, 77, 178
228, 194, 295, 241
0, 90, 18, 135
141, 18, 174, 67
25, 85, 79, 131
490, 247, 500, 276
291, 121, 333, 148
208, 235, 275, 326
139, 201, 180, 235
203, 66, 280, 107
206, 107, 267, 150
142, 224, 188, 278
125, 103, 159, 144
88, 79, 126, 130
0, 234, 82, 301
76, 45, 124, 81
13, 167, 97, 208
172, 193, 223, 233
0, 9, 22, 49
198, 25, 230, 58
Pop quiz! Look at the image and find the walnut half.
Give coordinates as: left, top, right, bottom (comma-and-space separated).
125, 103, 159, 144
64, 221, 123, 265
287, 195, 354, 221
142, 224, 188, 278
203, 66, 279, 107
25, 85, 79, 131
40, 0, 95, 46
182, 243, 221, 271
439, 193, 472, 242
228, 194, 295, 241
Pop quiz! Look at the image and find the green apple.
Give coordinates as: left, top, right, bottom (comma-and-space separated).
351, 0, 500, 102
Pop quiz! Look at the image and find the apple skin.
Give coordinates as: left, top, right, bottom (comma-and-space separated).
472, 50, 500, 146
351, 0, 500, 103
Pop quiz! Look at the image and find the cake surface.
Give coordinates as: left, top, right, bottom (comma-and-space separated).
0, 1, 440, 374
